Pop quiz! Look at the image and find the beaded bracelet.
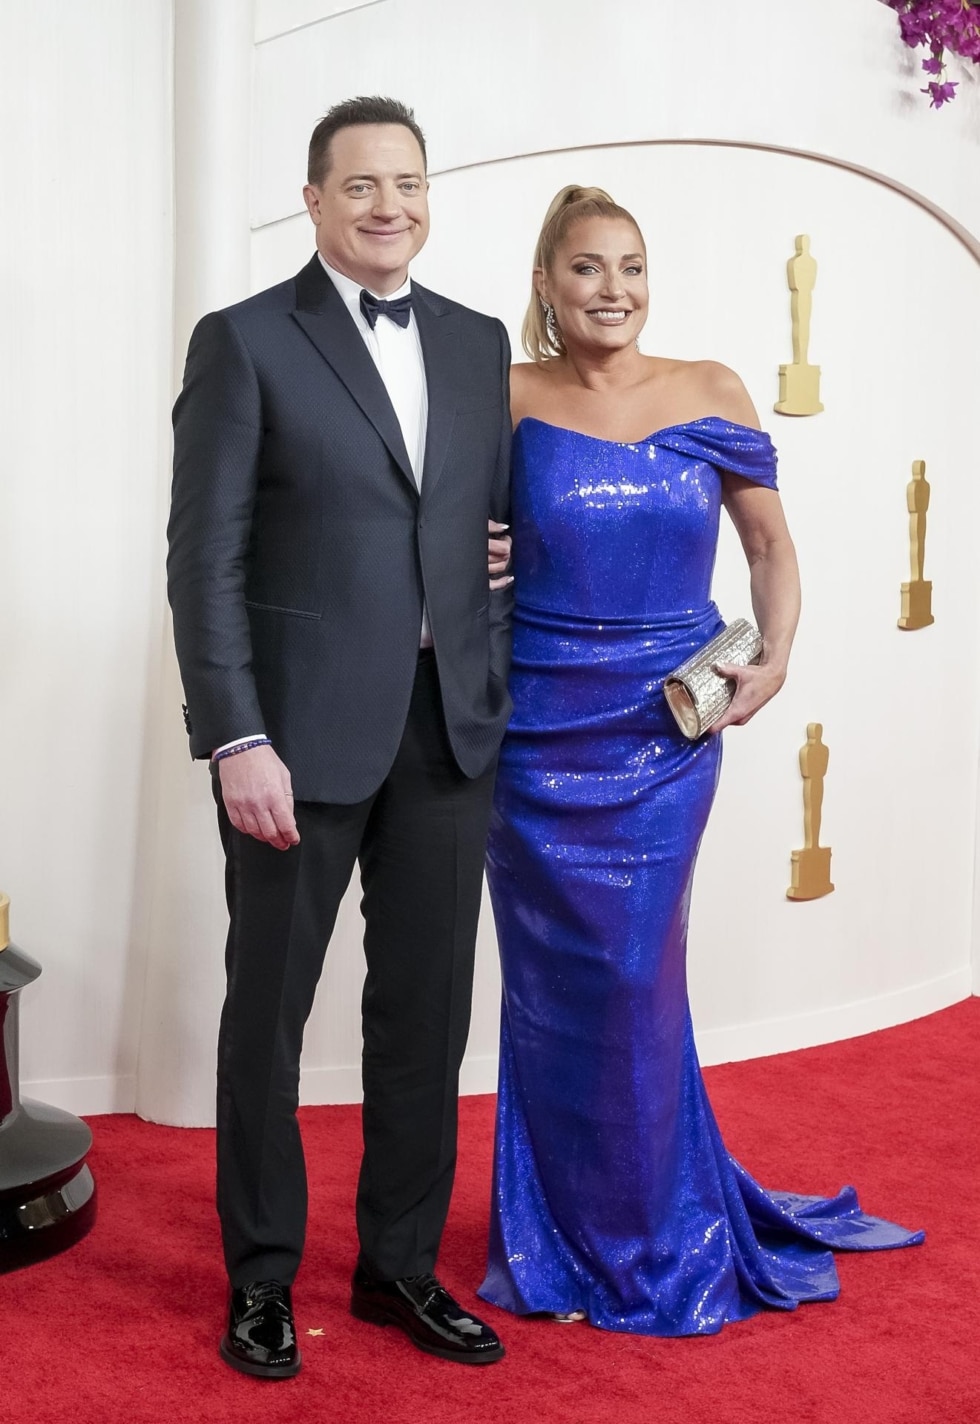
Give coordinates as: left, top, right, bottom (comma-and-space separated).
211, 737, 272, 764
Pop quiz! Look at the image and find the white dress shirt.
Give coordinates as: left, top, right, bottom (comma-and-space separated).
318, 255, 429, 488
213, 256, 432, 758
320, 256, 430, 646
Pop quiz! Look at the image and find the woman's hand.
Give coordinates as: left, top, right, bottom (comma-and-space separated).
489, 519, 513, 590
709, 659, 787, 733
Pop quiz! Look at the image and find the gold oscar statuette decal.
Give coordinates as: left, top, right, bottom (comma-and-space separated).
786, 725, 835, 901
774, 235, 824, 417
898, 459, 934, 631
0, 893, 9, 952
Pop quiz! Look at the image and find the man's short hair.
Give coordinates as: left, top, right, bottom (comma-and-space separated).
307, 96, 427, 186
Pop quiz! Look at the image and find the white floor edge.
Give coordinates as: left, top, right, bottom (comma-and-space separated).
22, 969, 973, 1119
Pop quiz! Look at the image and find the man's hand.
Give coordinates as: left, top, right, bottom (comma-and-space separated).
488, 519, 513, 590
218, 744, 300, 850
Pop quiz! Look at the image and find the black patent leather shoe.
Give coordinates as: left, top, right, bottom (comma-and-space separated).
350, 1266, 504, 1364
219, 1280, 301, 1378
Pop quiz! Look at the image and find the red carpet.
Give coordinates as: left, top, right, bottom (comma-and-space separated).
3, 1000, 978, 1424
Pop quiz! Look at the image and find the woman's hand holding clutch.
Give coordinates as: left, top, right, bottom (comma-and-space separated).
708, 658, 787, 733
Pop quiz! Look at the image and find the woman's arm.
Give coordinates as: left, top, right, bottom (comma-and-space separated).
700, 363, 801, 731
713, 479, 800, 732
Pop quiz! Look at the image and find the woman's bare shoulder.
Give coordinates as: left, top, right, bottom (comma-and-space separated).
677, 360, 761, 429
510, 360, 538, 386
510, 360, 554, 390
510, 360, 560, 425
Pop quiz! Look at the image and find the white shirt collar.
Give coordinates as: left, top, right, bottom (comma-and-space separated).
317, 254, 411, 322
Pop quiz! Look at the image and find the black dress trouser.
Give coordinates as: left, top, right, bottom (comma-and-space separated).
213, 652, 498, 1287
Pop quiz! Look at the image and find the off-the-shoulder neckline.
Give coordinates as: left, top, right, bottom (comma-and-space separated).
515, 415, 769, 446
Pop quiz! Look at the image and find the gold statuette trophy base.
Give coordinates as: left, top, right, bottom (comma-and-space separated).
787, 846, 834, 901
775, 363, 823, 417
898, 580, 933, 631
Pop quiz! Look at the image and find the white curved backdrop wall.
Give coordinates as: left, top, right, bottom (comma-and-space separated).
255, 140, 980, 1087
3, 0, 978, 1125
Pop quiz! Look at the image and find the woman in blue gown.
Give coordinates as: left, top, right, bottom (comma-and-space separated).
479, 186, 922, 1337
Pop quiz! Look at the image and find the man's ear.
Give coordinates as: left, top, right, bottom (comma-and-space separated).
302, 184, 321, 223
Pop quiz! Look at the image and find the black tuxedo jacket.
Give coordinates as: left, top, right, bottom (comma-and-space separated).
167, 255, 513, 803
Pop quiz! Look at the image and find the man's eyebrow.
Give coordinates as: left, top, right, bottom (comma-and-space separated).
342, 171, 423, 182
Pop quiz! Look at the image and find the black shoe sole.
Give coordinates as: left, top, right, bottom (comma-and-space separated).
219, 1336, 302, 1378
350, 1298, 505, 1365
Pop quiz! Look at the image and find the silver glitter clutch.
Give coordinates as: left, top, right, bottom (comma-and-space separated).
663, 619, 763, 739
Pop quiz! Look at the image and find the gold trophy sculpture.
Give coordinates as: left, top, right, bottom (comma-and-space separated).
774, 235, 824, 417
0, 893, 8, 952
786, 724, 835, 901
898, 460, 934, 631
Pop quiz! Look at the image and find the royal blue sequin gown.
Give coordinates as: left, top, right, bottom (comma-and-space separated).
479, 416, 923, 1336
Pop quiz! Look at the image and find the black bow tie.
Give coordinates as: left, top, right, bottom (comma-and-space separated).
359, 289, 413, 329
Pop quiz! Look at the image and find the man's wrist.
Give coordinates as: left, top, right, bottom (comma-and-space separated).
211, 736, 271, 764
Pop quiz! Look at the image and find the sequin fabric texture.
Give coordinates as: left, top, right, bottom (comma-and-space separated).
480, 416, 923, 1336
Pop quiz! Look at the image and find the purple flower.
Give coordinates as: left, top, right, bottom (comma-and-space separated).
920, 78, 959, 107
890, 0, 980, 106
899, 12, 930, 45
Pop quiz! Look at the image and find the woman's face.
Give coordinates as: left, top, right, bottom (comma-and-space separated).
537, 216, 648, 355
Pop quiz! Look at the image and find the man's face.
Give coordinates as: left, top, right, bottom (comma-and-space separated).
303, 124, 430, 296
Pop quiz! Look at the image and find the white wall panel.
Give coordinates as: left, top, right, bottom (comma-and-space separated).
250, 0, 980, 253
0, 0, 174, 1111
256, 0, 388, 45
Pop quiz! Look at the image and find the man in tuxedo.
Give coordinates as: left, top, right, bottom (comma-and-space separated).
167, 96, 513, 1377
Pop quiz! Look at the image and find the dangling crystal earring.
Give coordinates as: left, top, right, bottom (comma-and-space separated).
544, 302, 563, 352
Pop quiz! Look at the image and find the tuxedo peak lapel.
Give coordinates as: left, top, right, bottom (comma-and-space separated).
412, 285, 458, 502
291, 257, 415, 491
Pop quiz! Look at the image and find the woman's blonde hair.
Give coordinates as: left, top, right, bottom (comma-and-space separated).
521, 185, 643, 362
